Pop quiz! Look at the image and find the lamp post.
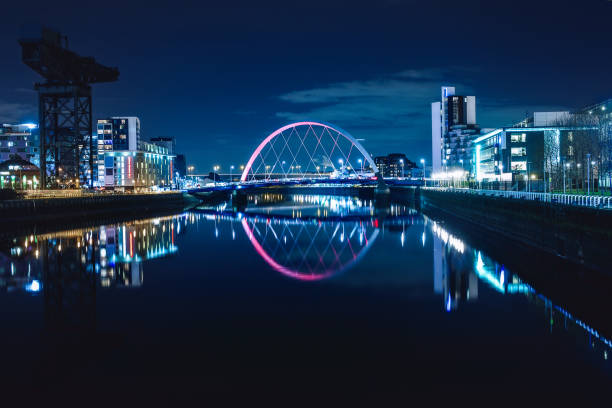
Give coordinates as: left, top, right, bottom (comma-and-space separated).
586, 153, 591, 195
358, 158, 363, 174
591, 160, 596, 193
443, 159, 447, 187
577, 163, 582, 192
420, 159, 425, 185
526, 162, 531, 192
563, 161, 569, 194
213, 165, 219, 187
230, 165, 234, 182
338, 159, 344, 176
281, 161, 286, 178
399, 159, 404, 179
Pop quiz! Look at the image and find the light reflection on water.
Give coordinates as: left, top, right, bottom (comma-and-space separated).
0, 193, 611, 370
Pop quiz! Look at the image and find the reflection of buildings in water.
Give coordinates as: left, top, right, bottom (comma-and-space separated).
428, 217, 612, 362
431, 220, 477, 311
0, 214, 196, 293
0, 236, 44, 293
98, 218, 180, 288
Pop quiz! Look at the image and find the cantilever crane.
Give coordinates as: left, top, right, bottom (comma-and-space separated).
20, 28, 119, 188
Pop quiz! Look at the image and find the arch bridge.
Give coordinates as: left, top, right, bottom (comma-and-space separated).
188, 121, 421, 195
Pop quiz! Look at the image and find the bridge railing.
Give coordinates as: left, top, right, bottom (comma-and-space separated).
425, 187, 612, 209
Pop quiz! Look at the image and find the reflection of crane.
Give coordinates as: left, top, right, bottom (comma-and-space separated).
19, 28, 119, 188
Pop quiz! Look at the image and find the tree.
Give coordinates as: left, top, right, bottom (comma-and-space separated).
554, 114, 601, 192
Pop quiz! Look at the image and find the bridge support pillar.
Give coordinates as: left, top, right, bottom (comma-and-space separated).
231, 189, 248, 211
374, 173, 390, 195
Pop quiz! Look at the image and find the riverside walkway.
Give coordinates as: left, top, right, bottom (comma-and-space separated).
426, 187, 612, 209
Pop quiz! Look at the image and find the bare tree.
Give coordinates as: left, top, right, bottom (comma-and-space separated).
598, 119, 612, 194
543, 129, 561, 191
554, 114, 601, 192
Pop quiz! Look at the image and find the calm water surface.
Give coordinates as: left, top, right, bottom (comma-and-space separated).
1, 193, 611, 400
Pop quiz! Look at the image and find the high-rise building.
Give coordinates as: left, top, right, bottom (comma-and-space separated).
0, 123, 39, 166
431, 87, 479, 174
96, 117, 174, 190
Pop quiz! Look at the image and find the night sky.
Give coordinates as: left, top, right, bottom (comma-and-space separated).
1, 0, 611, 171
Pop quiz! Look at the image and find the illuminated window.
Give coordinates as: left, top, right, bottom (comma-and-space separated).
510, 133, 526, 143
511, 147, 526, 156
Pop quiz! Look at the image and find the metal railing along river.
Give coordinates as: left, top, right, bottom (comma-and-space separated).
425, 187, 612, 209
19, 190, 178, 199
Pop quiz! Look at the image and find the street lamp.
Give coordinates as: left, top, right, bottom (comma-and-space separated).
586, 153, 591, 195
230, 165, 234, 182
358, 158, 363, 174
213, 165, 220, 187
443, 159, 448, 187
564, 161, 569, 194
591, 160, 596, 193
420, 159, 425, 184
526, 161, 534, 192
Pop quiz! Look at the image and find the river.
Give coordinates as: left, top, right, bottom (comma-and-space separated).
0, 192, 610, 401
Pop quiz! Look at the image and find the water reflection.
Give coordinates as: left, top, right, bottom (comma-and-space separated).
0, 193, 610, 365
429, 218, 612, 361
0, 215, 193, 295
196, 193, 418, 281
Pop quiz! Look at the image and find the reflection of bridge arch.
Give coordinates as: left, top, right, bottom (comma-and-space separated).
240, 122, 379, 182
241, 216, 379, 281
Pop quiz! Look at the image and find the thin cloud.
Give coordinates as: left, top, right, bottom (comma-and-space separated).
276, 69, 568, 146
0, 101, 36, 123
276, 69, 470, 139
478, 98, 569, 128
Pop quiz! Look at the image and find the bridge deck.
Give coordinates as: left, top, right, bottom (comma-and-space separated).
187, 178, 424, 195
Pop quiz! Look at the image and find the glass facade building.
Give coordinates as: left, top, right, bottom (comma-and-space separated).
473, 126, 583, 184
0, 123, 39, 166
96, 117, 174, 190
431, 87, 479, 175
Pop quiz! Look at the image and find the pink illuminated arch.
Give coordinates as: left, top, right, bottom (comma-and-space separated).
240, 121, 378, 182
241, 218, 379, 281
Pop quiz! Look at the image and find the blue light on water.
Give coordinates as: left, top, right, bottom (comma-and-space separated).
25, 280, 41, 293
475, 252, 505, 293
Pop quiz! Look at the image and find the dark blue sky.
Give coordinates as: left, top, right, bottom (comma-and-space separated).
1, 0, 611, 171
